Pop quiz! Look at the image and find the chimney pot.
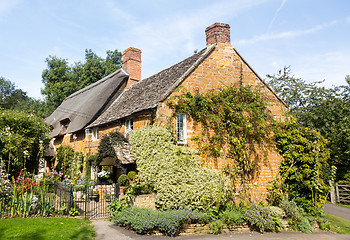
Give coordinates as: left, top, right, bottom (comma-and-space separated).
122, 47, 142, 88
205, 23, 231, 46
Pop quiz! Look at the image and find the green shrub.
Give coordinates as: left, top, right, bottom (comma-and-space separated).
126, 183, 154, 195
273, 121, 330, 215
317, 217, 331, 231
209, 220, 223, 234
244, 204, 276, 232
108, 198, 130, 214
130, 126, 232, 210
222, 209, 245, 226
298, 217, 313, 233
118, 174, 129, 187
112, 207, 207, 236
280, 199, 304, 223
280, 199, 314, 233
127, 171, 137, 180
267, 206, 286, 219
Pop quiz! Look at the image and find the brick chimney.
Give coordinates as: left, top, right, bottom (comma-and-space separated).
122, 47, 141, 88
205, 23, 231, 46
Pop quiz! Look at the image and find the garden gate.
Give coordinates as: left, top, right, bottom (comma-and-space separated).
73, 184, 119, 220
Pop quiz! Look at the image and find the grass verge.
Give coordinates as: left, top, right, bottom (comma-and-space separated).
325, 213, 350, 235
0, 217, 96, 240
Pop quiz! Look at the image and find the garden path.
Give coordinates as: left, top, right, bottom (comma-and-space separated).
92, 220, 349, 240
324, 203, 350, 221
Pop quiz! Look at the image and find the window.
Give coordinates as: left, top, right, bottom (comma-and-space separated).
176, 113, 187, 144
92, 127, 99, 141
125, 118, 133, 137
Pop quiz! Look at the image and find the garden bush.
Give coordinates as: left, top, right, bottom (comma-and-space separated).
127, 171, 137, 181
209, 219, 223, 234
244, 204, 276, 232
280, 199, 313, 233
112, 207, 207, 236
118, 174, 129, 187
221, 208, 245, 226
130, 126, 232, 211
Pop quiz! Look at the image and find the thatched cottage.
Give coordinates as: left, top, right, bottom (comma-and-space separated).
46, 23, 287, 200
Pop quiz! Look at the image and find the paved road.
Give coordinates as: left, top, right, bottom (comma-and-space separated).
324, 203, 350, 221
92, 220, 349, 240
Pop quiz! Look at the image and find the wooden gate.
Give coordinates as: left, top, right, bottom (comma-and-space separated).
335, 184, 350, 203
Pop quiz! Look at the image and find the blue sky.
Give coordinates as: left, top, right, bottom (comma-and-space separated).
0, 0, 349, 99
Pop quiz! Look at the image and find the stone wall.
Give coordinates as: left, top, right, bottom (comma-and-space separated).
157, 43, 287, 202
130, 194, 156, 210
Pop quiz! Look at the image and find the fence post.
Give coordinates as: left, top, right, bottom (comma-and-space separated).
336, 183, 340, 203
329, 180, 336, 204
85, 185, 88, 220
115, 183, 120, 200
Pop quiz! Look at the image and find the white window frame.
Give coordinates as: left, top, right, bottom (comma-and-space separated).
92, 127, 99, 141
125, 118, 133, 137
176, 113, 187, 144
85, 128, 92, 140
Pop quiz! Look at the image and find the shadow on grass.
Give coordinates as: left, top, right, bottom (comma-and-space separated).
69, 226, 96, 240
0, 227, 47, 240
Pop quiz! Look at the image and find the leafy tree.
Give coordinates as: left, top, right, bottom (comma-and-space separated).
266, 67, 350, 181
0, 109, 50, 176
41, 49, 122, 113
270, 120, 330, 215
0, 77, 28, 109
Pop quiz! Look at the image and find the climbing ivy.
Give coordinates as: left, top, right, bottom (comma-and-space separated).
96, 131, 128, 167
169, 85, 276, 193
268, 120, 331, 215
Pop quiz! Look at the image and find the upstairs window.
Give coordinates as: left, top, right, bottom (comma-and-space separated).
92, 127, 99, 141
125, 118, 133, 137
176, 113, 187, 144
85, 128, 92, 140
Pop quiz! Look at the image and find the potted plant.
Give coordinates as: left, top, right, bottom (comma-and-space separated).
127, 171, 137, 184
117, 174, 129, 195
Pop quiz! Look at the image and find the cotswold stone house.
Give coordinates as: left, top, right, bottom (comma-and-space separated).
46, 23, 287, 200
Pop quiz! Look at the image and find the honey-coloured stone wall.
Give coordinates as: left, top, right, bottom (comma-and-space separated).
157, 43, 287, 202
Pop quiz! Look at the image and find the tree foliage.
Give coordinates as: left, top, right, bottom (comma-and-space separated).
269, 120, 331, 215
0, 109, 50, 176
41, 49, 122, 113
0, 77, 28, 110
266, 67, 350, 180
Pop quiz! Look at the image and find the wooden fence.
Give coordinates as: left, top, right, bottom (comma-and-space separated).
330, 182, 350, 204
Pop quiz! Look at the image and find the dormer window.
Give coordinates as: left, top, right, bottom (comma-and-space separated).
125, 118, 133, 137
60, 118, 70, 134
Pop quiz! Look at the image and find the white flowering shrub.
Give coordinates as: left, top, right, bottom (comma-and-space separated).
130, 126, 232, 210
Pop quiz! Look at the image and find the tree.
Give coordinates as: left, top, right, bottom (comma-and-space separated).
0, 109, 50, 176
266, 67, 350, 181
41, 49, 122, 113
0, 77, 28, 109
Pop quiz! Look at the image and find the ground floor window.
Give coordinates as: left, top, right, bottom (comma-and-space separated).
176, 113, 187, 144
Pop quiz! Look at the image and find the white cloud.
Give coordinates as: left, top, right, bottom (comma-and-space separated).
267, 0, 287, 32
235, 20, 339, 46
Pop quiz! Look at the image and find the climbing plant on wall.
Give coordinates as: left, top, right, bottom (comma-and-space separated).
268, 120, 331, 215
169, 85, 276, 195
96, 131, 128, 167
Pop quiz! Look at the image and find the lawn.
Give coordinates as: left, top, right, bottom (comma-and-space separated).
325, 213, 350, 235
0, 217, 96, 240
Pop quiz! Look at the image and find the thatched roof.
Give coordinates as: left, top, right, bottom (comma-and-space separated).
88, 45, 215, 127
46, 68, 129, 138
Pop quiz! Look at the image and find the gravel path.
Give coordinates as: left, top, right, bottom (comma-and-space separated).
324, 203, 350, 221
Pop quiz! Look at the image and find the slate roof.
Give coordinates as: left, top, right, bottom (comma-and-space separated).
46, 68, 129, 138
88, 46, 215, 127
88, 45, 215, 127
